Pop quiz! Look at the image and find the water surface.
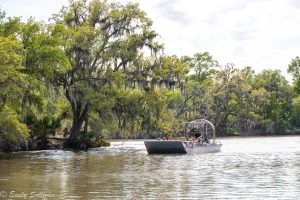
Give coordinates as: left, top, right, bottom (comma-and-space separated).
0, 136, 300, 199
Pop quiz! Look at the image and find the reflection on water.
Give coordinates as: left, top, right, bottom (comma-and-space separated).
0, 136, 300, 199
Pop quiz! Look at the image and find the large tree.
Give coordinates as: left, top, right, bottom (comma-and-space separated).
0, 12, 30, 151
288, 56, 300, 94
253, 70, 293, 132
51, 0, 160, 147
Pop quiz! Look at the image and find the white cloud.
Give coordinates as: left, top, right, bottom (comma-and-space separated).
134, 0, 300, 79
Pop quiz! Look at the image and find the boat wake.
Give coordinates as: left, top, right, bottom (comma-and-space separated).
89, 140, 146, 153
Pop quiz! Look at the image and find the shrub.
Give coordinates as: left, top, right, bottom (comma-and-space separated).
0, 107, 29, 151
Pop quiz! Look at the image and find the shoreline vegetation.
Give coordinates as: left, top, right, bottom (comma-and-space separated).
1, 0, 300, 152
1, 132, 299, 153
0, 132, 300, 152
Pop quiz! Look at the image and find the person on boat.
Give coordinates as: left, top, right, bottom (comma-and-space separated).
187, 136, 195, 147
188, 128, 198, 137
194, 132, 202, 146
195, 132, 201, 139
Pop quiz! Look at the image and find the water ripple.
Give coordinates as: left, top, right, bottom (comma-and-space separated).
0, 136, 299, 199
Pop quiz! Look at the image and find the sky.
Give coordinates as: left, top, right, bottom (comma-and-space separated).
1, 0, 300, 78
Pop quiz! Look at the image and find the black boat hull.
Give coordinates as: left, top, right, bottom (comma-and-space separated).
144, 140, 187, 154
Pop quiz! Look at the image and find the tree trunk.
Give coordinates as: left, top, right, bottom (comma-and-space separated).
64, 88, 89, 148
84, 112, 88, 134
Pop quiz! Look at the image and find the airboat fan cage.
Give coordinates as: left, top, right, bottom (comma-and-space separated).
184, 119, 216, 141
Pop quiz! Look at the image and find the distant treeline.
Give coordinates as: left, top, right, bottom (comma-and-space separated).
0, 0, 300, 151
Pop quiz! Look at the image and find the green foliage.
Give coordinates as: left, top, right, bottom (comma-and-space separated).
190, 52, 218, 82
76, 131, 110, 149
0, 13, 31, 151
290, 96, 300, 129
288, 56, 300, 94
24, 115, 60, 137
0, 36, 28, 110
0, 107, 29, 151
53, 95, 72, 119
156, 109, 182, 136
24, 114, 62, 150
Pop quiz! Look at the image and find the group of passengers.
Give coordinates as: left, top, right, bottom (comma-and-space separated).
159, 128, 210, 146
187, 131, 210, 147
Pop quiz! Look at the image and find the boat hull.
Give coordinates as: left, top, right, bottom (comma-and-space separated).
144, 140, 222, 154
144, 140, 187, 154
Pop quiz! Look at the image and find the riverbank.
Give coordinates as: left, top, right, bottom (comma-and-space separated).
1, 132, 299, 153
0, 137, 111, 152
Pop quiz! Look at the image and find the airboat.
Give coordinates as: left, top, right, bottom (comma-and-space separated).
144, 119, 222, 154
